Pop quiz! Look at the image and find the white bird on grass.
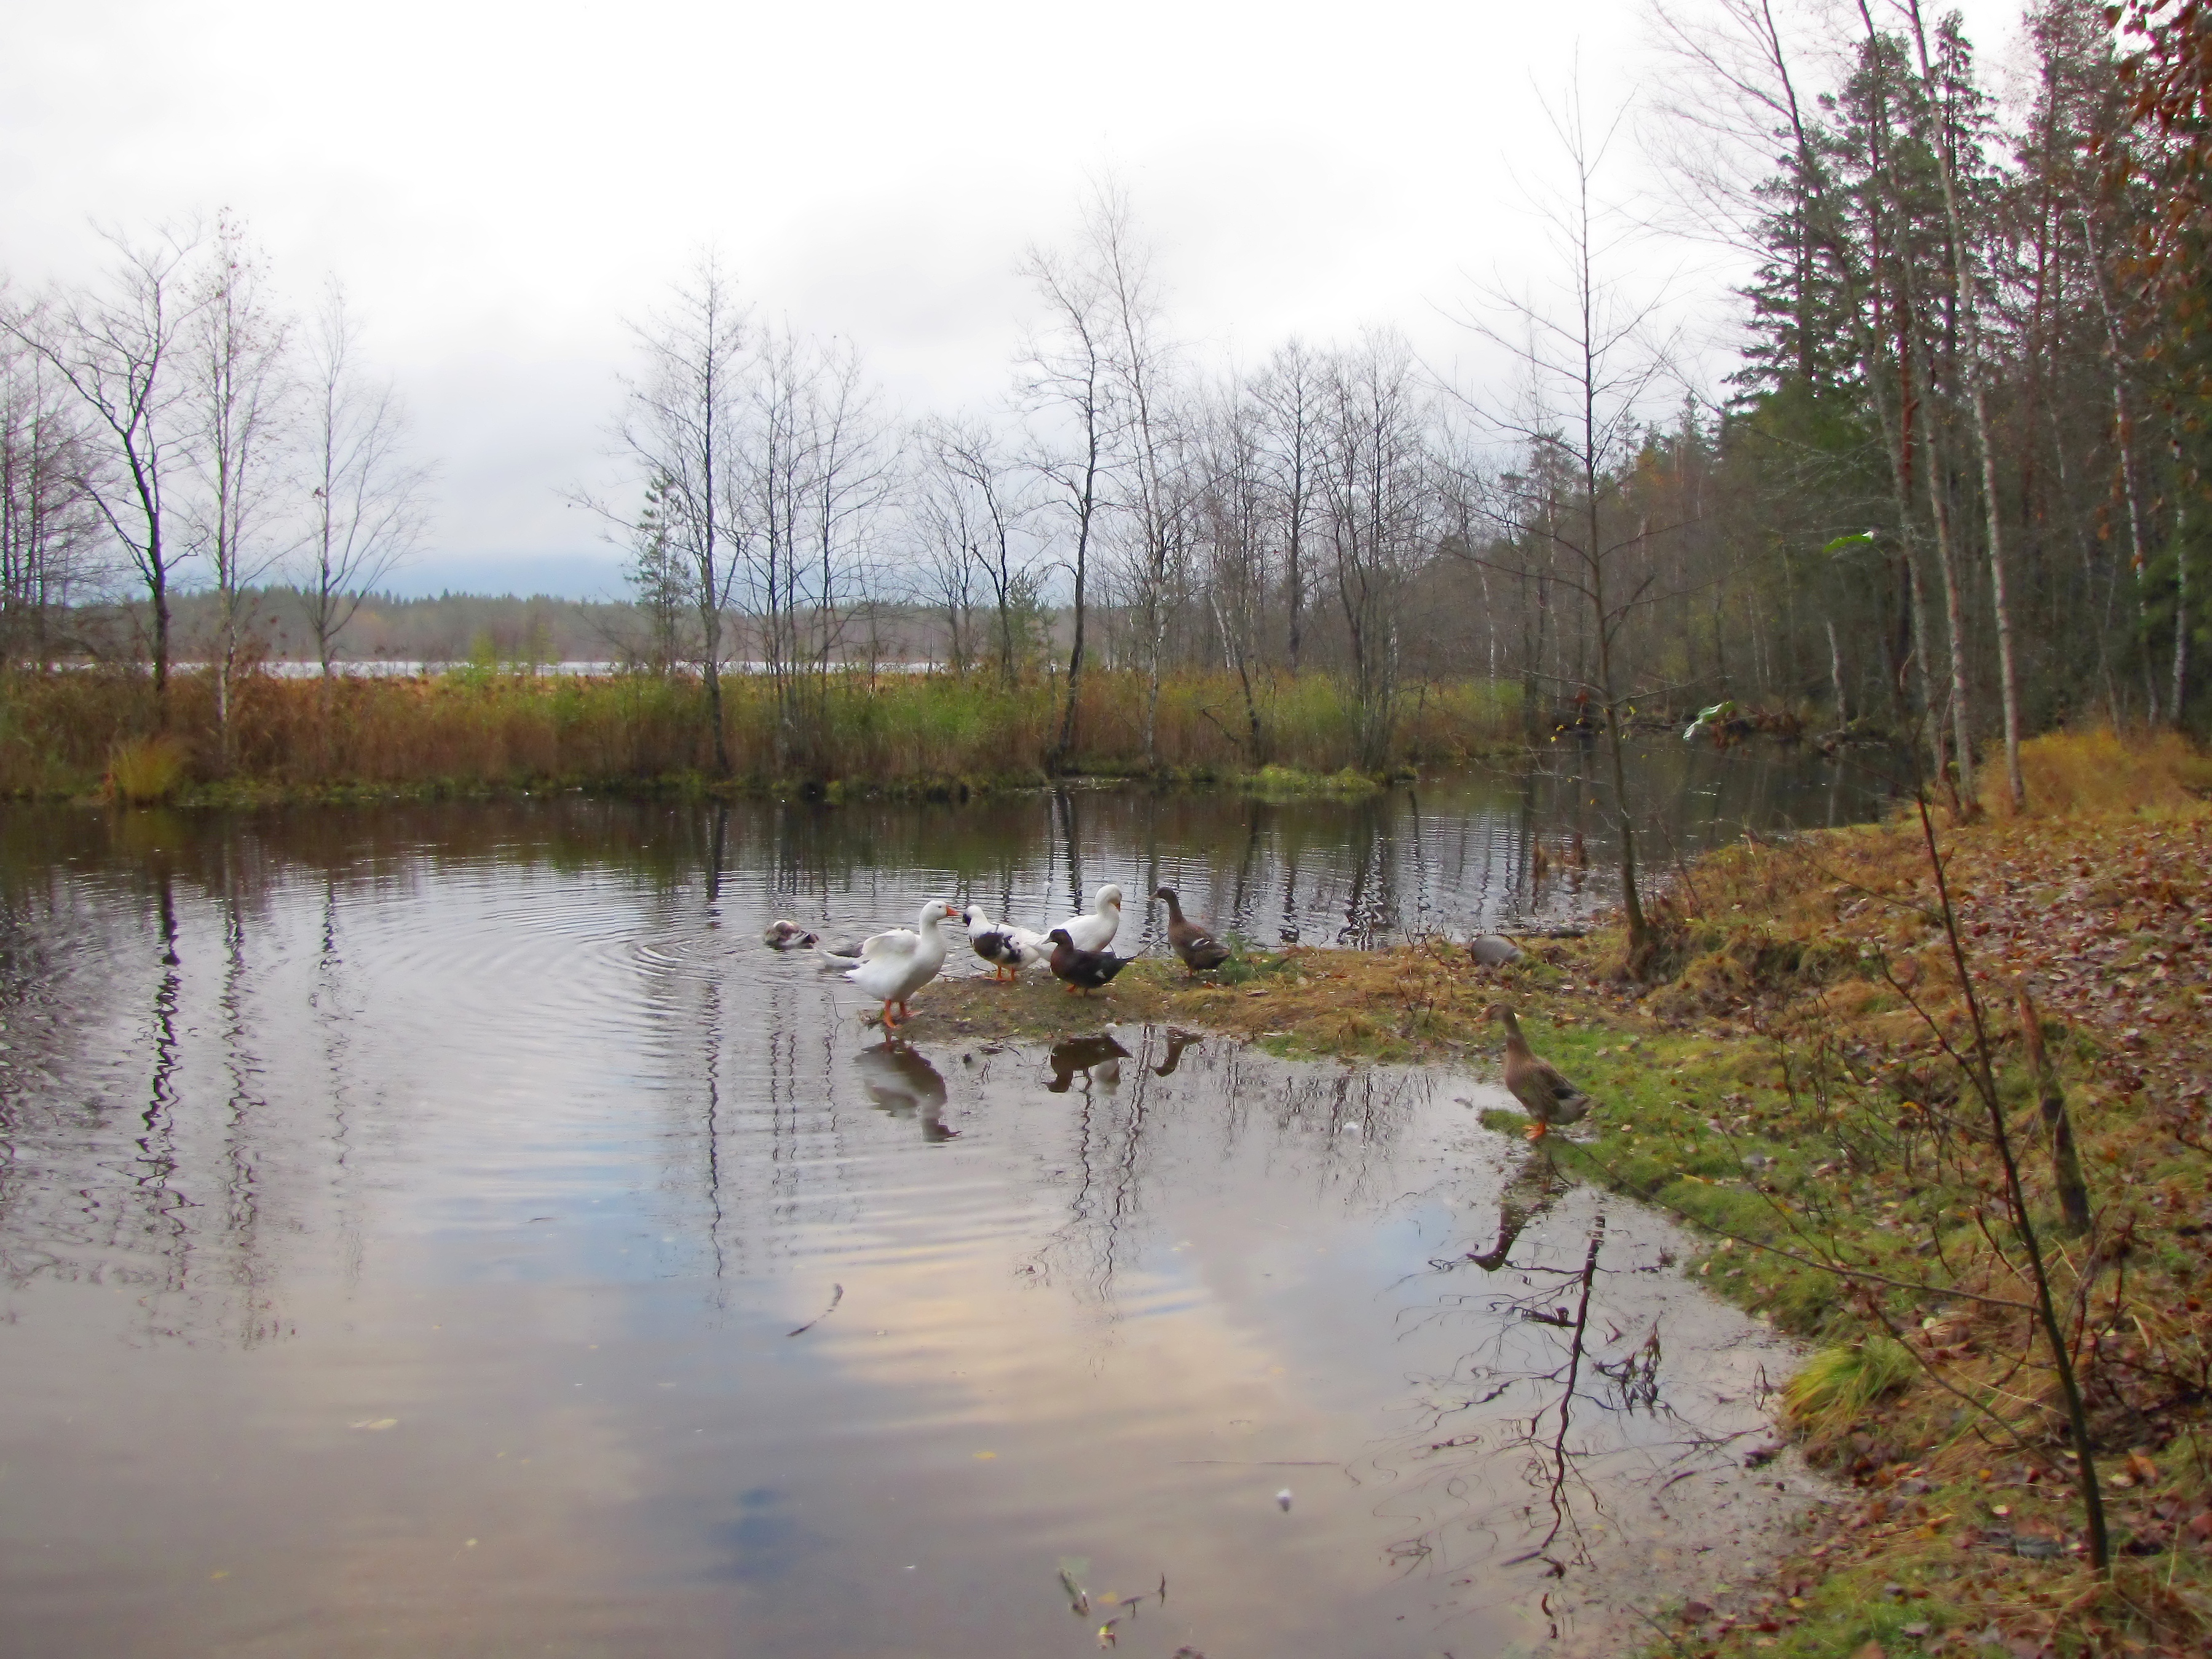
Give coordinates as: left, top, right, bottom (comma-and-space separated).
1052, 883, 1124, 955
834, 900, 958, 1029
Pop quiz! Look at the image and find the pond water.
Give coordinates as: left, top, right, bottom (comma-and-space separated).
0, 751, 1863, 1658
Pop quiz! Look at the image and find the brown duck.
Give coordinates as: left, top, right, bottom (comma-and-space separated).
1489, 1005, 1594, 1141
1152, 887, 1231, 973
1046, 928, 1130, 995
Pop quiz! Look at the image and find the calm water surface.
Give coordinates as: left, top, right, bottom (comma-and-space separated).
0, 756, 1860, 1657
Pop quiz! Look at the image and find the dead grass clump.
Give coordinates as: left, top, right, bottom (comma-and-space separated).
105, 735, 189, 805
1996, 727, 2212, 818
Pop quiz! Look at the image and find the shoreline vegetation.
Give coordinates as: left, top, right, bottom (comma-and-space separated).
901, 728, 2212, 1658
0, 664, 1533, 806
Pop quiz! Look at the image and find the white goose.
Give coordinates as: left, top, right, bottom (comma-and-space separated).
962, 903, 1051, 981
1053, 883, 1123, 955
838, 900, 957, 1029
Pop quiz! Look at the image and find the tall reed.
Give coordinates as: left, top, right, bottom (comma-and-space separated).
0, 666, 1522, 797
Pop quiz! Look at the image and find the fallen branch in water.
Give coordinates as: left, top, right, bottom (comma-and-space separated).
786, 1283, 844, 1337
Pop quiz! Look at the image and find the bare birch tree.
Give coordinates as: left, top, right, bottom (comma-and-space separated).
1019, 213, 1121, 770
296, 282, 430, 681
184, 215, 291, 765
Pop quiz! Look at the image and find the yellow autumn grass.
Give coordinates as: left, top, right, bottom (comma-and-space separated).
105, 735, 189, 805
1994, 727, 2212, 818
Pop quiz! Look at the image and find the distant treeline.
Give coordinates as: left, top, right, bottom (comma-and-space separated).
42, 587, 965, 670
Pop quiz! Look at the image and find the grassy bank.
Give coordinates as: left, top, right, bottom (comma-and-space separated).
0, 666, 1518, 802
904, 731, 2212, 1657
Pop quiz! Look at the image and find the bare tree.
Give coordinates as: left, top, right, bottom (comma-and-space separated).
1, 223, 202, 707
909, 423, 984, 674
601, 253, 749, 774
1199, 373, 1273, 759
0, 327, 100, 668
1019, 208, 1122, 770
801, 337, 895, 690
920, 414, 1039, 687
184, 214, 291, 765
1318, 333, 1430, 770
1091, 187, 1187, 767
296, 282, 429, 681
1455, 87, 1677, 971
1253, 339, 1324, 674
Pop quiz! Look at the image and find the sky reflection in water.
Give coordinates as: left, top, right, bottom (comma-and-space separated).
0, 761, 1855, 1656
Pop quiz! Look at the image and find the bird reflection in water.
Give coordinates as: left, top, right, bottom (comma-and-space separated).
853, 1041, 956, 1141
1149, 1029, 1201, 1078
1450, 1144, 1571, 1272
1045, 1034, 1129, 1095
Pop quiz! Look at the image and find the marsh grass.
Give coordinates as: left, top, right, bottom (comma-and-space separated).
105, 735, 189, 805
1991, 727, 2212, 818
0, 665, 1519, 800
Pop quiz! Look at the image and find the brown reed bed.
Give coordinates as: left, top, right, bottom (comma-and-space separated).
0, 665, 1522, 802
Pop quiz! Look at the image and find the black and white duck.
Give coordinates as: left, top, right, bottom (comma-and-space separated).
961, 903, 1050, 982
1046, 927, 1129, 996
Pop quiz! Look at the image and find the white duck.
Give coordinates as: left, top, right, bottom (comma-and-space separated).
837, 900, 957, 1029
962, 903, 1051, 982
1053, 883, 1123, 955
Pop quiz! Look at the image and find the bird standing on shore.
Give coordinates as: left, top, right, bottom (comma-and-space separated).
1489, 1004, 1594, 1141
1152, 887, 1231, 973
1046, 927, 1129, 995
962, 903, 1049, 981
836, 900, 958, 1029
1053, 884, 1123, 954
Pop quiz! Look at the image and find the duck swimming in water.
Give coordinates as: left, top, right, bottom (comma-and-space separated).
1490, 1004, 1595, 1141
763, 919, 820, 949
1046, 927, 1129, 995
838, 900, 958, 1029
1052, 884, 1123, 955
1152, 887, 1231, 973
962, 903, 1050, 982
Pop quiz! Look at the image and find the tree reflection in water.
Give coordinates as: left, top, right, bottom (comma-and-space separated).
1391, 1144, 1779, 1649
1025, 1029, 1420, 1305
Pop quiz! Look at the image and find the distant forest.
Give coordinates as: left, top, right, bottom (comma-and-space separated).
6, 1, 2211, 809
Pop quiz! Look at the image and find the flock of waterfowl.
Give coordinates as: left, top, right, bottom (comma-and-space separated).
764, 886, 1597, 1140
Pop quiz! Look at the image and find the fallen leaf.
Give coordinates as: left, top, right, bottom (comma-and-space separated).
2126, 1451, 2159, 1486
1850, 1642, 1885, 1659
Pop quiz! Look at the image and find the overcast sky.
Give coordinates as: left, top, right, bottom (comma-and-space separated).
2, 0, 2030, 597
